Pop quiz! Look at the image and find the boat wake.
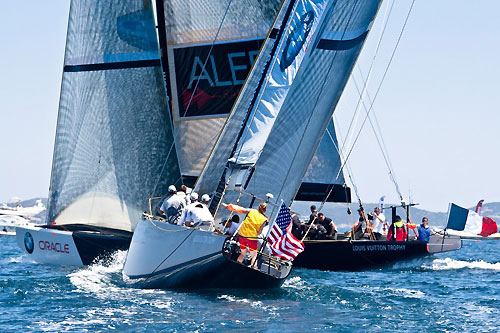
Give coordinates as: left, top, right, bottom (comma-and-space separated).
424, 258, 500, 271
1, 254, 28, 264
68, 250, 128, 294
67, 250, 177, 310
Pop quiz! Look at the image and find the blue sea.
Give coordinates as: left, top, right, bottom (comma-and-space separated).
1, 236, 498, 332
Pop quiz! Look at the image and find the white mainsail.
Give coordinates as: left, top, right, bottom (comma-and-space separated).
47, 0, 182, 232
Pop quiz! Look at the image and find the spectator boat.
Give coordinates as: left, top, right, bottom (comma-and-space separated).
294, 205, 462, 271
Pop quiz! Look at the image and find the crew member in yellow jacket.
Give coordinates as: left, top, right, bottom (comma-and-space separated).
223, 202, 268, 268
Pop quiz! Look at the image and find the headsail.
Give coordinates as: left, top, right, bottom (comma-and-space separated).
48, 0, 182, 231
196, 0, 382, 221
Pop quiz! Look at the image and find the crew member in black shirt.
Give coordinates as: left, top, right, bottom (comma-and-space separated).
316, 213, 337, 239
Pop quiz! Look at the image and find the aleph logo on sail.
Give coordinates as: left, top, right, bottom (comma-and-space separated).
280, 10, 315, 71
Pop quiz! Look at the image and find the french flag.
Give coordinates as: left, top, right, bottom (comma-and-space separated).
446, 203, 498, 236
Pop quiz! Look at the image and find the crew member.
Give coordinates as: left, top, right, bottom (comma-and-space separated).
158, 185, 185, 224
308, 205, 318, 224
417, 216, 431, 243
316, 213, 337, 239
223, 202, 268, 268
178, 192, 198, 226
351, 208, 367, 240
387, 215, 408, 241
371, 207, 386, 240
223, 215, 240, 236
184, 194, 214, 231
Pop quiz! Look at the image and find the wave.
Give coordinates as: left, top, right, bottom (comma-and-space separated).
68, 250, 127, 294
217, 294, 279, 314
67, 250, 176, 312
1, 255, 27, 264
424, 258, 500, 271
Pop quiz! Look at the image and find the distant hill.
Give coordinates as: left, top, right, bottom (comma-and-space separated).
4, 198, 48, 208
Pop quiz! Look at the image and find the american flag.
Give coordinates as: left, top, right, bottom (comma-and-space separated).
267, 203, 305, 261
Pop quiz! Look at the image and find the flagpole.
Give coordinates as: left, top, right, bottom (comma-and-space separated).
441, 203, 452, 252
257, 201, 280, 266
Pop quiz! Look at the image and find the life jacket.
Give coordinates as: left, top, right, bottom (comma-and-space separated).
387, 221, 408, 241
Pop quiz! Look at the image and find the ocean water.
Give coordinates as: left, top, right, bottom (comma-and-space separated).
1, 236, 498, 332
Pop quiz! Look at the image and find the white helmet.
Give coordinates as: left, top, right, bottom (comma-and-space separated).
190, 192, 199, 201
201, 194, 210, 203
168, 185, 177, 193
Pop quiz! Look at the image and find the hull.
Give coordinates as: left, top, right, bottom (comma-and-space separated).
16, 225, 132, 266
123, 218, 289, 289
434, 228, 500, 240
294, 234, 462, 271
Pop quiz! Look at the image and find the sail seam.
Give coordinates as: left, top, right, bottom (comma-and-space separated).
63, 59, 161, 72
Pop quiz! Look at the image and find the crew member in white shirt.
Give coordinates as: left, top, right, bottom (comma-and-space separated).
178, 192, 199, 226
222, 215, 240, 235
371, 207, 386, 240
158, 185, 185, 224
184, 194, 214, 231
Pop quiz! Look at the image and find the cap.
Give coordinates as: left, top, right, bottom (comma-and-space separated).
190, 192, 199, 201
201, 194, 210, 202
168, 185, 177, 193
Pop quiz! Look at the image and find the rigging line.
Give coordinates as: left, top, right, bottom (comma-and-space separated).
325, 126, 361, 203
340, 0, 396, 157
148, 228, 197, 278
273, 0, 362, 210
332, 113, 359, 192
337, 0, 417, 202
355, 65, 399, 186
353, 78, 403, 198
149, 0, 234, 199
327, 122, 363, 209
351, 75, 402, 199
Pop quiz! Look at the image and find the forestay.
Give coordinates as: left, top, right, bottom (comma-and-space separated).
47, 0, 182, 231
196, 0, 382, 222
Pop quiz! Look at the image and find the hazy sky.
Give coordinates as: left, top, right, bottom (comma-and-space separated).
1, 0, 499, 212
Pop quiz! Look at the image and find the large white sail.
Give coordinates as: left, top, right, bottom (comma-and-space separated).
157, 0, 348, 201
47, 0, 182, 231
195, 0, 382, 221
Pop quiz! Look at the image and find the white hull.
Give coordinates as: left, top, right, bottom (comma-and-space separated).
433, 228, 500, 240
16, 225, 84, 266
123, 218, 226, 288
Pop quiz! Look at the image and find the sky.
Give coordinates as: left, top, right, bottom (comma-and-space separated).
0, 0, 499, 212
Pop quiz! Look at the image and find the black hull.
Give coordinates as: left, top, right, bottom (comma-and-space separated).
131, 253, 287, 290
294, 240, 429, 271
43, 224, 132, 265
